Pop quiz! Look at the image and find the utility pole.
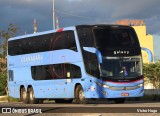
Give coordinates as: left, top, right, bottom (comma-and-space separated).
34, 18, 38, 33
53, 0, 56, 30
56, 16, 59, 29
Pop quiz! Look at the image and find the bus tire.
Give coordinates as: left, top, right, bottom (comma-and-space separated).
75, 85, 88, 104
114, 98, 125, 104
28, 87, 39, 104
20, 87, 29, 104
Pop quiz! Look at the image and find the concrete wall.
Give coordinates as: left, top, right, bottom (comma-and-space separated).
144, 89, 160, 95
153, 34, 160, 62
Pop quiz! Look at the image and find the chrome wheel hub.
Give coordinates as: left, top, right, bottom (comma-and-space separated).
79, 90, 84, 101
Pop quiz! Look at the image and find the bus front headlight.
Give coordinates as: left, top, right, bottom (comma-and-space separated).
96, 82, 109, 88
102, 84, 110, 88
138, 83, 143, 87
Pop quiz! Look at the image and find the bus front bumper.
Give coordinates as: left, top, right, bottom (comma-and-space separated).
85, 86, 144, 98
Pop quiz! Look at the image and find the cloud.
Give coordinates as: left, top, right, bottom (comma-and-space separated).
66, 0, 82, 2
0, 0, 160, 35
56, 0, 160, 34
0, 0, 53, 34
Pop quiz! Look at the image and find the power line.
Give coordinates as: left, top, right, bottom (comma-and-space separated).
55, 9, 160, 22
55, 9, 113, 21
55, 9, 160, 33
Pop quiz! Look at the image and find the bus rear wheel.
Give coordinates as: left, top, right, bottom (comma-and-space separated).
28, 87, 39, 104
75, 85, 88, 104
20, 87, 29, 104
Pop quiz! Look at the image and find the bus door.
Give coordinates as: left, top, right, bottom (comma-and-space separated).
53, 63, 77, 98
53, 62, 71, 98
64, 63, 82, 98
8, 70, 15, 97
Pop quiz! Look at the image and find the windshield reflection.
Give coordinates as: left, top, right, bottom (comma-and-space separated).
100, 56, 142, 79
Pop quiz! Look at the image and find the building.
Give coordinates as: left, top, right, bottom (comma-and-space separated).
153, 34, 160, 62
133, 26, 154, 63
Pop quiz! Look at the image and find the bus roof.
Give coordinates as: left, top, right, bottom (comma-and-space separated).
8, 26, 76, 41
76, 24, 132, 28
9, 24, 132, 41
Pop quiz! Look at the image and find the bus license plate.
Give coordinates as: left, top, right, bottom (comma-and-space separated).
121, 93, 129, 96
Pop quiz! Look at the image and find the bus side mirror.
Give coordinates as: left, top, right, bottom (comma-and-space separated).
83, 47, 102, 63
83, 47, 96, 53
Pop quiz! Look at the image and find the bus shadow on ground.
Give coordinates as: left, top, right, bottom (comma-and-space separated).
43, 98, 160, 105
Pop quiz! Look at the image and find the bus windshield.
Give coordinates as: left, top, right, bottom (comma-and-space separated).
100, 56, 142, 79
93, 26, 139, 48
76, 25, 142, 79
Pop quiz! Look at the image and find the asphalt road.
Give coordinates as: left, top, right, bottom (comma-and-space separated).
0, 100, 160, 115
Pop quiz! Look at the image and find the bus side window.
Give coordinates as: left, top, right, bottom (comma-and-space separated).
22, 39, 28, 54
31, 64, 82, 80
73, 65, 82, 78
44, 66, 52, 80
52, 64, 65, 79
31, 67, 36, 80
35, 66, 41, 80
64, 31, 77, 51
66, 64, 82, 78
50, 31, 77, 52
8, 70, 14, 81
14, 40, 21, 55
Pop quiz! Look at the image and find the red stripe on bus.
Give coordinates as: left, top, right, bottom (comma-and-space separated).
105, 78, 143, 84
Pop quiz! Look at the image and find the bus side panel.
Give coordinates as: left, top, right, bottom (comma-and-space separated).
8, 67, 32, 98
29, 80, 55, 98
52, 62, 84, 99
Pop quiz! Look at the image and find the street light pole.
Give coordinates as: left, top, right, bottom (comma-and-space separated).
53, 0, 56, 30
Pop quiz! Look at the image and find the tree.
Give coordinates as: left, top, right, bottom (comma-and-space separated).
0, 24, 19, 95
143, 62, 160, 89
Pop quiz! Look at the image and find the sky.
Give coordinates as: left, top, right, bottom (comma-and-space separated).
1, 0, 160, 36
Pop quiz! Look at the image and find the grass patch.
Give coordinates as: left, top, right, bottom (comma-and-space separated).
8, 96, 20, 102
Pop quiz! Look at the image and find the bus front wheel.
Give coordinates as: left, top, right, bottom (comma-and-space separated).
28, 87, 39, 104
75, 85, 88, 104
20, 87, 29, 104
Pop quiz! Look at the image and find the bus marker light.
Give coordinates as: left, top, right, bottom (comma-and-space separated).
90, 86, 95, 91
121, 93, 129, 96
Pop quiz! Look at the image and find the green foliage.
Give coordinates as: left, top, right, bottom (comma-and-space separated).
0, 24, 19, 96
0, 73, 7, 95
143, 62, 160, 89
8, 96, 20, 102
0, 24, 19, 56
